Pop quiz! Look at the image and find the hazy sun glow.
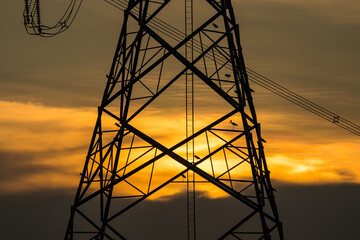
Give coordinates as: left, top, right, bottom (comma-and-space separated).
1, 100, 359, 197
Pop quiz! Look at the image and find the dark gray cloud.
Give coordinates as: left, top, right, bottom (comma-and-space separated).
0, 2, 359, 239
0, 148, 85, 182
0, 1, 120, 108
334, 168, 357, 181
1, 1, 359, 117
277, 183, 360, 240
0, 151, 46, 182
1, 183, 359, 239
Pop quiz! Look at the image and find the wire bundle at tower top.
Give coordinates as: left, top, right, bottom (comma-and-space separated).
105, 0, 360, 136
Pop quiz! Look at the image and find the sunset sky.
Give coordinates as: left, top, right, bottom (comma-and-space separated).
1, 0, 359, 239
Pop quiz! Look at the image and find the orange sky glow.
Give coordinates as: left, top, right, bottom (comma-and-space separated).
1, 100, 358, 198
1, 2, 360, 240
0, 0, 359, 200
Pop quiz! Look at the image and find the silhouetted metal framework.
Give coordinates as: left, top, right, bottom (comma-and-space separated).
23, 1, 360, 136
64, 0, 284, 239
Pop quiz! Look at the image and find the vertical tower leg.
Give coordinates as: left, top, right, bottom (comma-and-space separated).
65, 1, 284, 239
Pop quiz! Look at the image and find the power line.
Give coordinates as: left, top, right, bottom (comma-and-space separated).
23, 0, 83, 37
105, 0, 360, 136
23, 0, 359, 135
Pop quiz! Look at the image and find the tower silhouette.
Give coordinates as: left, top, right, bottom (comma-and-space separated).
64, 0, 284, 239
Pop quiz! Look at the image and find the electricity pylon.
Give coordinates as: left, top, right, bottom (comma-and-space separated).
64, 0, 284, 239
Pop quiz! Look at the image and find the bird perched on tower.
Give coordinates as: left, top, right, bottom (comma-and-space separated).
230, 120, 238, 127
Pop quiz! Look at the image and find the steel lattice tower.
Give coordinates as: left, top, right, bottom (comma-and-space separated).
65, 0, 284, 239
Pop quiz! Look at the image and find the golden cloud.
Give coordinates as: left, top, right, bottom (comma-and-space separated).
1, 100, 359, 197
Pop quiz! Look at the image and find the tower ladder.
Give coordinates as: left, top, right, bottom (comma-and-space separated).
185, 0, 195, 239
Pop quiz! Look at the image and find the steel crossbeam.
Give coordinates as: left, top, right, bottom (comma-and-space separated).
65, 1, 284, 239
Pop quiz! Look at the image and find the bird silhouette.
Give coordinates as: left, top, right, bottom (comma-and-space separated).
230, 120, 238, 127
194, 155, 201, 160
212, 23, 219, 28
225, 74, 231, 78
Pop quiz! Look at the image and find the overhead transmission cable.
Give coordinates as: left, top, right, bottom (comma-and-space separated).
23, 0, 83, 37
22, 0, 359, 135
105, 0, 360, 136
27, 0, 356, 136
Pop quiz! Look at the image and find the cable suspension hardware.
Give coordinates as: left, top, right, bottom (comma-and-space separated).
23, 0, 83, 37
22, 0, 359, 135
106, 0, 360, 136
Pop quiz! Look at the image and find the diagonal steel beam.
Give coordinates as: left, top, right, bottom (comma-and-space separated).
103, 10, 223, 107
106, 126, 253, 222
119, 120, 279, 222
76, 109, 237, 206
133, 13, 256, 124
126, 22, 233, 122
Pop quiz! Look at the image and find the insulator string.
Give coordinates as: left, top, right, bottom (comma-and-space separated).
35, 0, 42, 33
23, 0, 83, 37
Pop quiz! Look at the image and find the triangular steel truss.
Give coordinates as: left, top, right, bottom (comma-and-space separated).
65, 0, 284, 239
